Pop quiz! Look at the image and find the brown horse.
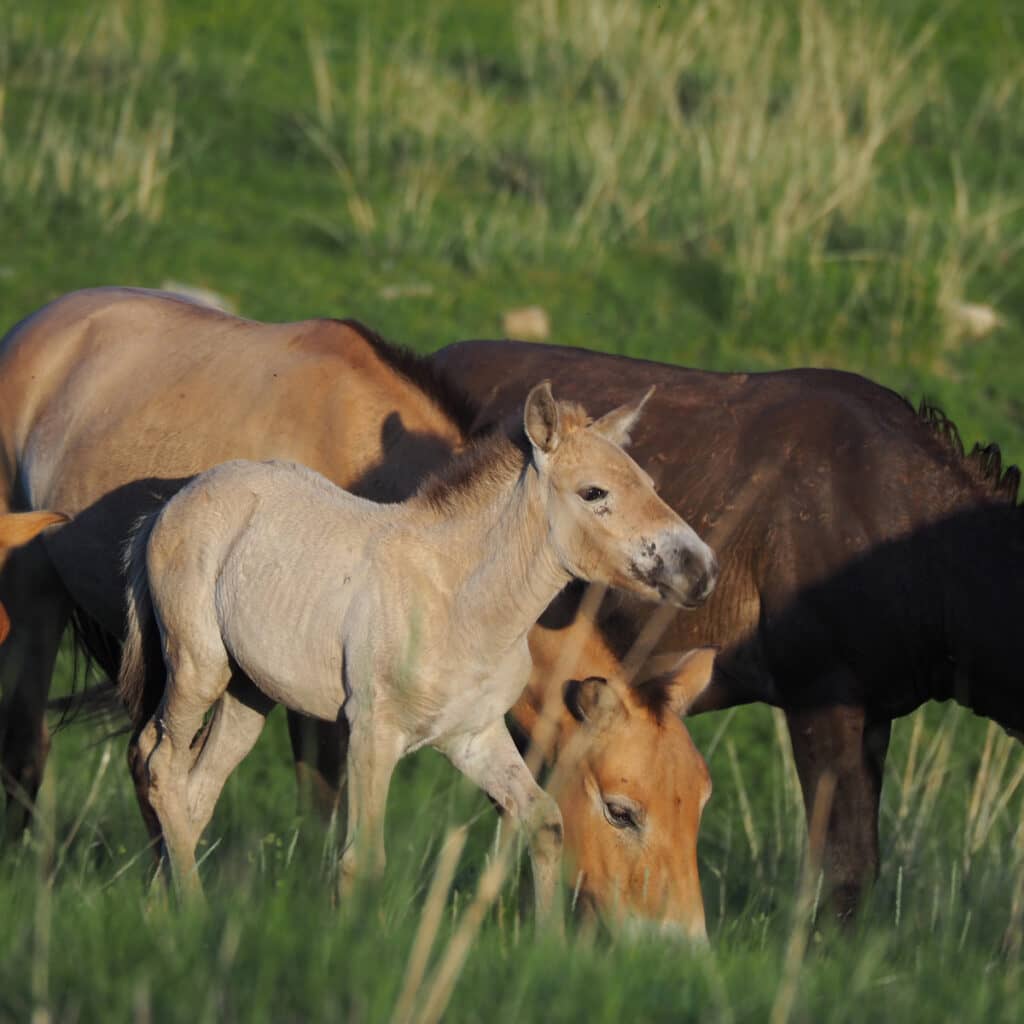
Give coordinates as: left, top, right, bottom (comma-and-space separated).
427, 338, 1024, 918
0, 288, 716, 935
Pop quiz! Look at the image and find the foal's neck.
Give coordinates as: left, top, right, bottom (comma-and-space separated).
436, 463, 571, 656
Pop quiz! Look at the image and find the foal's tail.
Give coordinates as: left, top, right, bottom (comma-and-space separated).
119, 513, 166, 729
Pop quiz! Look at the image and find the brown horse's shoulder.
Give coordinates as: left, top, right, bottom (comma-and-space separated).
286, 317, 379, 365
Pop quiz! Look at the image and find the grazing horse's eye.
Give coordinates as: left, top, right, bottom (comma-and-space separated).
603, 799, 642, 831
578, 486, 608, 503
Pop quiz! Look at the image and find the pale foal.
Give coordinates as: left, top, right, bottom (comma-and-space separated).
119, 382, 717, 919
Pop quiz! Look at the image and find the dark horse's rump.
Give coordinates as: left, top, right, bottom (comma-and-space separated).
432, 338, 1024, 916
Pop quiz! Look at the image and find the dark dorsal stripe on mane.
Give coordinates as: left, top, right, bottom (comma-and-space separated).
415, 417, 532, 512
337, 318, 479, 436
912, 398, 1021, 505
632, 675, 673, 723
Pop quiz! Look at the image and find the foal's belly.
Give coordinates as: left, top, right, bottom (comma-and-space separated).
217, 583, 349, 721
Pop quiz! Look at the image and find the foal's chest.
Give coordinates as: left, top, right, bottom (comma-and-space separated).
408, 643, 532, 744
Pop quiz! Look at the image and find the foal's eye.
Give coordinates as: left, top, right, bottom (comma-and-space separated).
578, 486, 608, 503
603, 799, 642, 830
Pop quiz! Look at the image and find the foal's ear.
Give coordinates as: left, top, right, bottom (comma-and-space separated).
590, 386, 655, 448
524, 380, 561, 455
637, 647, 716, 717
565, 676, 625, 731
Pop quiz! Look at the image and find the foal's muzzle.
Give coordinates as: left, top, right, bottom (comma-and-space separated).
656, 533, 718, 609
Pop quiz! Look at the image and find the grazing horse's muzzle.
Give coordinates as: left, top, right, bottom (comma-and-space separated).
623, 916, 710, 946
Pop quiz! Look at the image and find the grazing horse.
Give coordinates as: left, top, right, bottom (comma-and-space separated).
428, 338, 1024, 918
0, 288, 717, 936
118, 384, 716, 919
520, 624, 717, 928
0, 513, 67, 645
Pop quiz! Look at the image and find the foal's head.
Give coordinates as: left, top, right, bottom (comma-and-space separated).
523, 382, 717, 609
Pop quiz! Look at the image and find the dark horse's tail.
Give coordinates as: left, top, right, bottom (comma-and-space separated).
48, 515, 168, 732
119, 513, 166, 729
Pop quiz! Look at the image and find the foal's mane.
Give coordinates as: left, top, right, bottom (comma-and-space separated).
415, 400, 592, 513
337, 319, 480, 436
912, 398, 1021, 505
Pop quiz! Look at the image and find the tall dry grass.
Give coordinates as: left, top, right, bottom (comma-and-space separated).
0, 2, 176, 227
302, 1, 1019, 317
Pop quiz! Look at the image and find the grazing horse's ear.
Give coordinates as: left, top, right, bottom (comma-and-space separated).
524, 380, 561, 455
0, 511, 69, 549
638, 648, 717, 717
590, 386, 655, 448
564, 676, 625, 731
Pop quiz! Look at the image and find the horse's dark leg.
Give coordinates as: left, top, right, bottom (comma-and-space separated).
0, 545, 70, 841
785, 703, 891, 920
286, 711, 348, 819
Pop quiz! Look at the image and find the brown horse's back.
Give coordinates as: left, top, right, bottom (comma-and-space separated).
0, 288, 465, 633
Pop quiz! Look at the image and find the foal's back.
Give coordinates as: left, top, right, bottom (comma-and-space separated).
147, 460, 394, 718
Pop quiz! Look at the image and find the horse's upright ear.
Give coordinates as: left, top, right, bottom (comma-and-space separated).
564, 676, 625, 732
590, 386, 655, 448
524, 380, 561, 455
637, 647, 716, 717
0, 511, 69, 550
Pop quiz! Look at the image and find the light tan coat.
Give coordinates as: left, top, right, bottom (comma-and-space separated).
120, 385, 716, 920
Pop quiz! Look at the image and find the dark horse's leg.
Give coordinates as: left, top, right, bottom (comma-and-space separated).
287, 712, 348, 820
0, 541, 70, 840
785, 701, 891, 920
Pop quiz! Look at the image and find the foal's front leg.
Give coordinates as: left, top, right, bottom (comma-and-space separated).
337, 712, 403, 899
440, 718, 564, 926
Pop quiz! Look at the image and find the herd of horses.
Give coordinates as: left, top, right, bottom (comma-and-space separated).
0, 287, 1021, 940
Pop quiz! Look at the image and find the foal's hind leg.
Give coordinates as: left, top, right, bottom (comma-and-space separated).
142, 646, 233, 901
440, 718, 564, 928
0, 543, 70, 841
186, 675, 274, 838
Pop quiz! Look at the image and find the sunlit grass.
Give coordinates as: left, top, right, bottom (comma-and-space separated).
0, 1, 176, 227
299, 0, 1022, 358
2, 694, 1022, 1022
1, 1, 1023, 1018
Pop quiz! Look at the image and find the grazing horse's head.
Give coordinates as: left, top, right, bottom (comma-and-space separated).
516, 635, 716, 940
523, 382, 718, 609
0, 512, 68, 644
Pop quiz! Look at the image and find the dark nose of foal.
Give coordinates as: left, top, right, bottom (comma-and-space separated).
680, 550, 718, 605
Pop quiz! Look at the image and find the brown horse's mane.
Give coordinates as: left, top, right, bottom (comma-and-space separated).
912, 398, 1021, 505
337, 319, 479, 436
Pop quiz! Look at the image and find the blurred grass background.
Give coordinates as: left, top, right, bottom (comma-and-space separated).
1, 0, 1023, 1020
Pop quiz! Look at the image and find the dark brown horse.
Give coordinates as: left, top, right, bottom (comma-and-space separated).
426, 339, 1024, 917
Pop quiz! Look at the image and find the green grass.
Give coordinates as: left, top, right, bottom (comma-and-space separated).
1, 0, 1023, 1020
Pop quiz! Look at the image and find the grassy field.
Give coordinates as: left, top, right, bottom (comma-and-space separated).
1, 0, 1023, 1020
